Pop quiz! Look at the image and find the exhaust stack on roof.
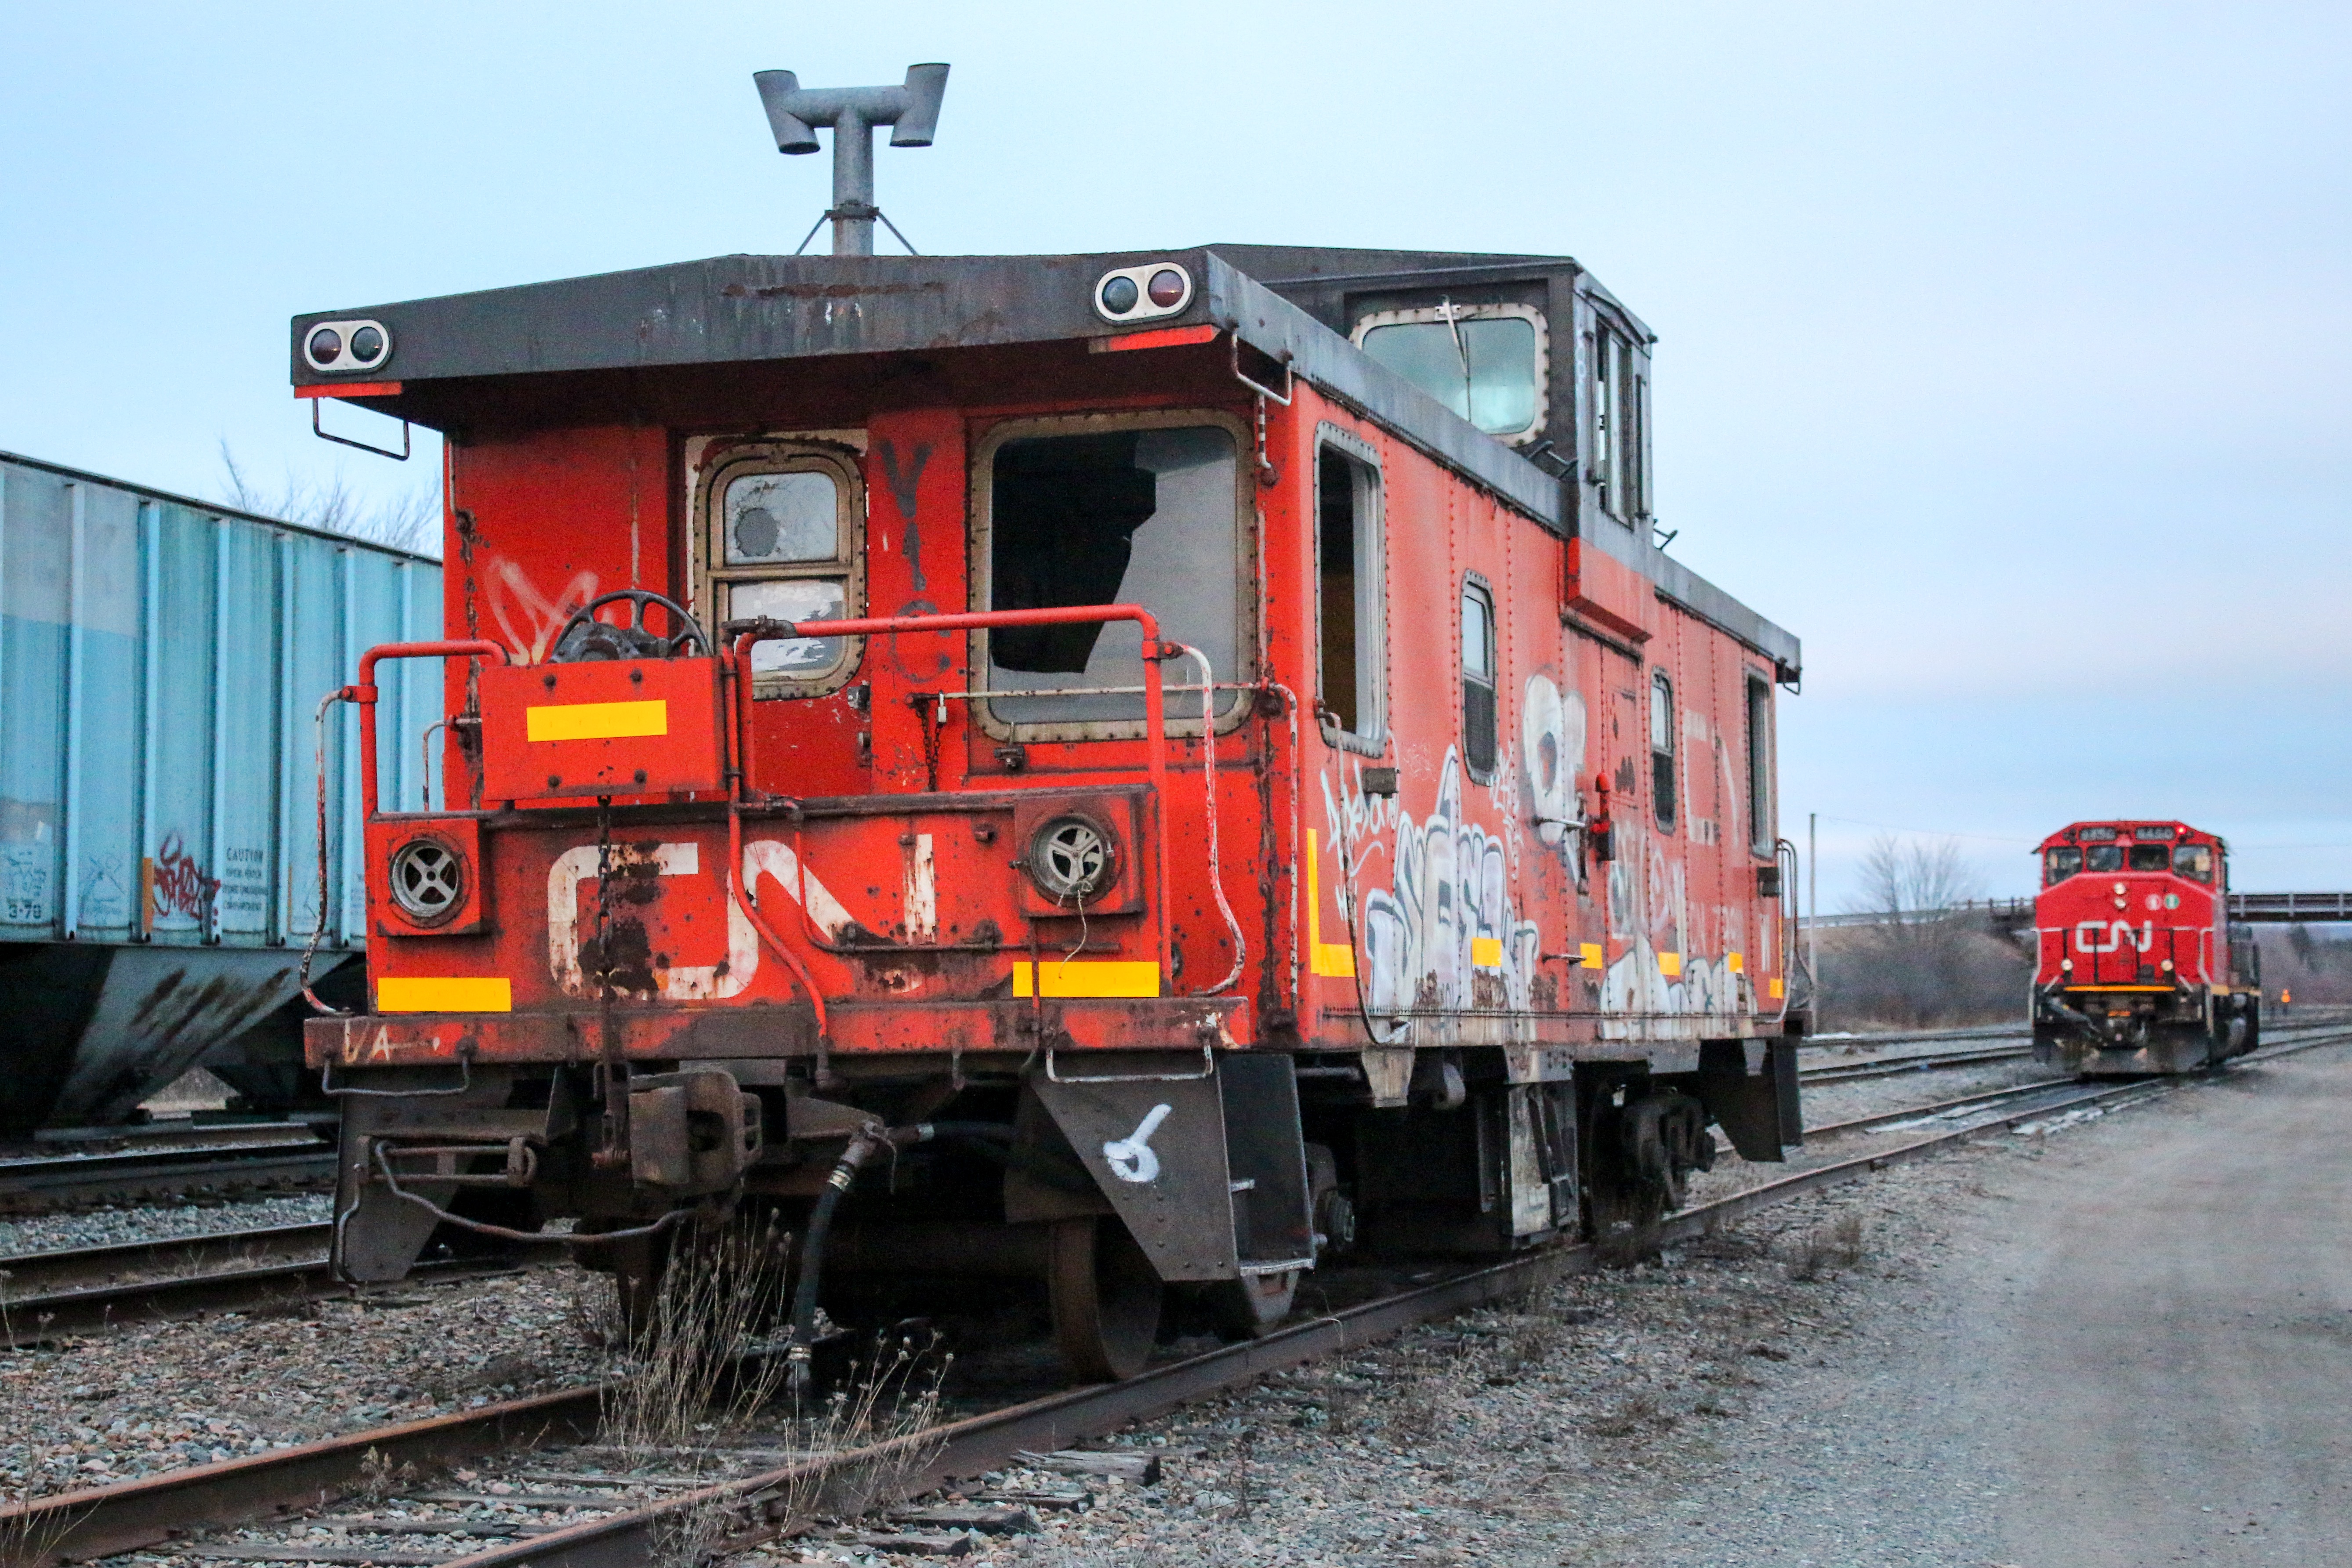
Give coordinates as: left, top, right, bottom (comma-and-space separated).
754, 63, 949, 257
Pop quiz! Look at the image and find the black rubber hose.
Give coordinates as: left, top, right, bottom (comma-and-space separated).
785, 1128, 884, 1393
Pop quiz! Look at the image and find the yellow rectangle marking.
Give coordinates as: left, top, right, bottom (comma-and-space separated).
526, 699, 668, 743
1658, 952, 1683, 978
1727, 951, 1745, 974
377, 976, 512, 1013
1470, 936, 1504, 969
1011, 960, 1163, 999
1769, 977, 1786, 999
1305, 828, 1358, 977
1579, 942, 1604, 970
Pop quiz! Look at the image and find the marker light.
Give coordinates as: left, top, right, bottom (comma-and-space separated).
1092, 261, 1193, 324
301, 318, 394, 373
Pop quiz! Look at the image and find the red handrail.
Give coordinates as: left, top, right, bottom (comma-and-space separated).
351, 640, 509, 818
727, 605, 1176, 975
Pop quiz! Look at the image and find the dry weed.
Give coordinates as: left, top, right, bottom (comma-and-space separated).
1787, 1213, 1868, 1282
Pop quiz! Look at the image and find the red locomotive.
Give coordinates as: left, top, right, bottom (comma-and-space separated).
296, 92, 1805, 1381
2032, 820, 2261, 1075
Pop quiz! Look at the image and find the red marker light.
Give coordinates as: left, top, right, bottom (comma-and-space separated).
1147, 268, 1186, 307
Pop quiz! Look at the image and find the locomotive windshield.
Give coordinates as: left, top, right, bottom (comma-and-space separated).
2086, 844, 2124, 873
2174, 844, 2214, 881
2046, 846, 2081, 883
2127, 844, 2169, 872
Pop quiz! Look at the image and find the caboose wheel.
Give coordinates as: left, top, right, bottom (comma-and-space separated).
1047, 1216, 1161, 1382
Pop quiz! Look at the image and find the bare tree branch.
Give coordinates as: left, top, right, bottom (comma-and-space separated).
216, 441, 438, 555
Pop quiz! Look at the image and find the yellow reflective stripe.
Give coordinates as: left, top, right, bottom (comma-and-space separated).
1306, 829, 1357, 977
1769, 977, 1786, 999
1579, 942, 1604, 970
526, 699, 668, 742
1470, 936, 1503, 969
377, 976, 512, 1012
1011, 960, 1162, 999
1658, 952, 1683, 978
1727, 951, 1745, 974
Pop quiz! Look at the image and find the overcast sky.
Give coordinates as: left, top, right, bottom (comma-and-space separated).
3, 2, 2346, 909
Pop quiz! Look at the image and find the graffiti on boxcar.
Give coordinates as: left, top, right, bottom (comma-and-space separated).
486, 557, 600, 663
149, 832, 219, 922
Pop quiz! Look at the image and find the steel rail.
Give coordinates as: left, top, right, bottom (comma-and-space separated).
0, 1144, 337, 1209
1798, 1043, 2034, 1084
12, 1026, 2350, 1567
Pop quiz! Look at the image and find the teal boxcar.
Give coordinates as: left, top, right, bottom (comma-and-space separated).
0, 451, 440, 1131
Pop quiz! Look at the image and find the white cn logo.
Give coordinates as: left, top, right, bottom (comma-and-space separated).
2075, 920, 2154, 954
1102, 1104, 1173, 1184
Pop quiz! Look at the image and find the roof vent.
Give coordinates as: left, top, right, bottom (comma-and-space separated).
753, 63, 949, 257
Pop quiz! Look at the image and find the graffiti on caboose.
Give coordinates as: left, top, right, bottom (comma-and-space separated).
486, 558, 600, 663
1519, 672, 1587, 855
1323, 751, 1542, 1016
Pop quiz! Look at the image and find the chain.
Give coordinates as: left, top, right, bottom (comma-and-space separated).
593, 796, 615, 1000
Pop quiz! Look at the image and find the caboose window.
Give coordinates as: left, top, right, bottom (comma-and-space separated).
2045, 846, 2082, 884
697, 446, 863, 693
1316, 435, 1385, 752
1591, 323, 1649, 522
2174, 844, 2214, 882
1650, 671, 1677, 833
1352, 303, 1547, 442
2127, 844, 2170, 873
1744, 674, 1772, 855
977, 418, 1246, 737
1460, 579, 1497, 779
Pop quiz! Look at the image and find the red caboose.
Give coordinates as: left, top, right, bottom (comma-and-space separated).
297, 235, 1805, 1380
2032, 820, 2261, 1075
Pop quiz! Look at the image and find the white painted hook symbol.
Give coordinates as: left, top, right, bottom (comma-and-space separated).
1102, 1103, 1173, 1184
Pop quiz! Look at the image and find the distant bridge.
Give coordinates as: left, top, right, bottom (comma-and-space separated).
1800, 893, 2352, 932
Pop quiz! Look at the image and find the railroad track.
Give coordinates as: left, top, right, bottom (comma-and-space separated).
10, 1022, 2347, 1568
0, 1134, 336, 1212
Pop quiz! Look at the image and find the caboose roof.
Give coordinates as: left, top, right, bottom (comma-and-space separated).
292, 245, 1796, 678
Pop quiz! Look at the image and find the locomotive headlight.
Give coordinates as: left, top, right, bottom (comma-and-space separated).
2161, 959, 2174, 971
1026, 815, 1116, 905
388, 834, 468, 926
2061, 958, 2074, 971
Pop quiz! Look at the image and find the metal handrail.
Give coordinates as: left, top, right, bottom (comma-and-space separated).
348, 639, 510, 819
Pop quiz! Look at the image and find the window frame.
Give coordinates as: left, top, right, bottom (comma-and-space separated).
1649, 669, 1678, 833
1589, 318, 1649, 524
2046, 847, 2083, 884
1460, 574, 1498, 783
1348, 302, 1551, 445
967, 408, 1258, 744
1314, 425, 1388, 758
691, 438, 866, 699
1744, 672, 1774, 857
2173, 843, 2214, 883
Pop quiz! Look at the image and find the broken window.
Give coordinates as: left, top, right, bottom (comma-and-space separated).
1650, 670, 1677, 833
984, 423, 1242, 730
1461, 579, 1497, 779
1317, 437, 1384, 748
700, 449, 863, 692
1354, 303, 1547, 442
2046, 847, 2082, 884
1745, 674, 1772, 855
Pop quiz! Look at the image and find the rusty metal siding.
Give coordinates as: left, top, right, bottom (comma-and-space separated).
0, 449, 442, 952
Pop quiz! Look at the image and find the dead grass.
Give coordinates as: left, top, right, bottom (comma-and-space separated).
1786, 1213, 1868, 1282
599, 1218, 794, 1456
